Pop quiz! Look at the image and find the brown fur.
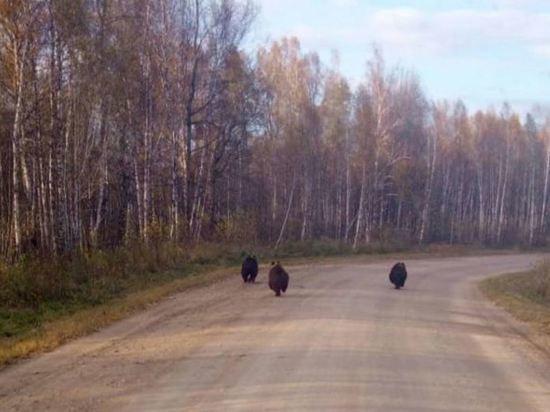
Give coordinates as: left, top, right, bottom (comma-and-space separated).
241, 255, 258, 283
268, 262, 289, 297
389, 262, 407, 289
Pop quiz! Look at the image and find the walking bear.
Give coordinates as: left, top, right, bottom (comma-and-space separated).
268, 262, 289, 297
241, 255, 259, 283
389, 262, 407, 289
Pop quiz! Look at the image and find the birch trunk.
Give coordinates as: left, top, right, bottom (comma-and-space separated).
344, 150, 351, 241
170, 132, 179, 240
300, 180, 308, 241
353, 163, 366, 250
540, 148, 550, 230
497, 140, 510, 244
275, 176, 296, 250
419, 131, 437, 244
528, 164, 536, 245
11, 42, 25, 255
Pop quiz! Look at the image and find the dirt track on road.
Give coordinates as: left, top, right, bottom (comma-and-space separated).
1, 254, 549, 411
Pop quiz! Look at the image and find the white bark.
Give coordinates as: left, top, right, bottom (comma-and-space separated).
419, 130, 437, 244
353, 163, 366, 250
275, 176, 296, 250
11, 41, 26, 255
540, 148, 550, 230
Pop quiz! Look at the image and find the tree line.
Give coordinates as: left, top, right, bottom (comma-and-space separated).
1, 0, 549, 260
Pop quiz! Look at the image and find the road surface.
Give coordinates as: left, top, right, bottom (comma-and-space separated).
1, 254, 549, 411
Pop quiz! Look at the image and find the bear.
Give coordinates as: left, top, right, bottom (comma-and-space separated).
241, 255, 259, 283
389, 262, 407, 289
268, 261, 289, 297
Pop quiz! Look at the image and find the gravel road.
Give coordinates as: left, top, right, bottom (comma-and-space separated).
1, 254, 549, 411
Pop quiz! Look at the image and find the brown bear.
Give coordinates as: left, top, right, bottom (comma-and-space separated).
268, 261, 289, 297
241, 255, 259, 283
389, 262, 407, 289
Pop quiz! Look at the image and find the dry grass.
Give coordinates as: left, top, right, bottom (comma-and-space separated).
480, 261, 550, 338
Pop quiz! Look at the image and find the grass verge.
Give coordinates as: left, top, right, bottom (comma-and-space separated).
0, 240, 540, 368
0, 265, 232, 367
480, 260, 550, 341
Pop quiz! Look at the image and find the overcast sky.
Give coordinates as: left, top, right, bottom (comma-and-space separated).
247, 0, 550, 116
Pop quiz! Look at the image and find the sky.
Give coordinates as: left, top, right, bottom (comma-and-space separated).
247, 0, 550, 117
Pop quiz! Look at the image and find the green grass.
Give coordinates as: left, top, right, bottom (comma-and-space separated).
0, 242, 247, 366
480, 261, 550, 338
0, 265, 234, 367
0, 240, 540, 367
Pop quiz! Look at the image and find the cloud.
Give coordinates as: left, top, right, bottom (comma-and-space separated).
329, 0, 359, 6
368, 8, 550, 58
490, 0, 547, 7
269, 6, 550, 61
250, 1, 549, 112
532, 45, 550, 59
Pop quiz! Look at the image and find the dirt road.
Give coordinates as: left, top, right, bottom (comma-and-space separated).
1, 254, 549, 411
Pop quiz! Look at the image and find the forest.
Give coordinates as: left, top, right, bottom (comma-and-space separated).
1, 0, 549, 263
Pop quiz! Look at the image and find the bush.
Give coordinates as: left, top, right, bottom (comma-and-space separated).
0, 242, 253, 313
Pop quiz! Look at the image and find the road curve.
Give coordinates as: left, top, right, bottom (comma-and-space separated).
1, 254, 549, 411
